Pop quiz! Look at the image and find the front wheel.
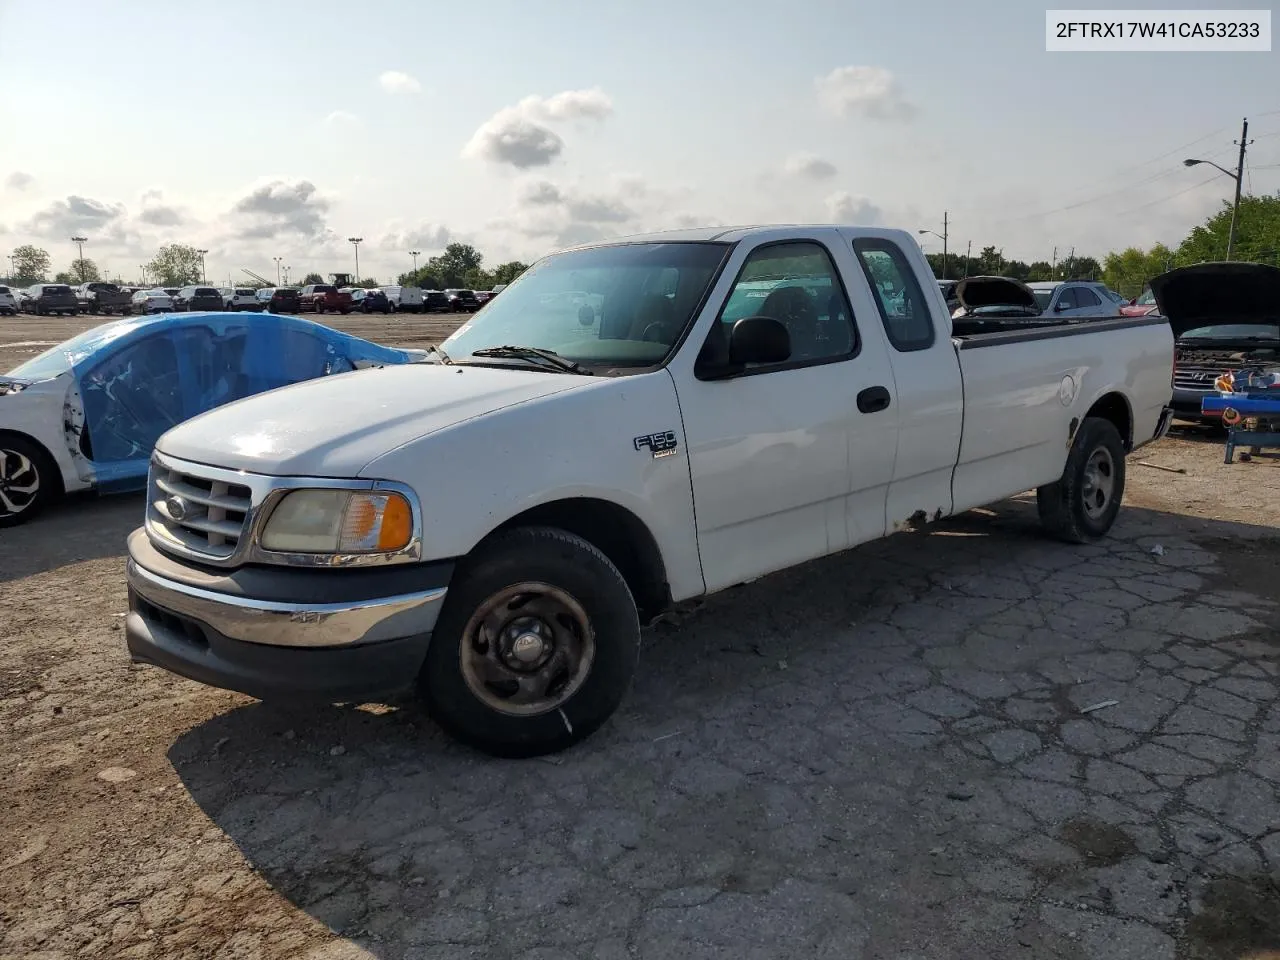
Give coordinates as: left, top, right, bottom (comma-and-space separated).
0, 436, 57, 528
420, 526, 641, 758
1037, 417, 1126, 543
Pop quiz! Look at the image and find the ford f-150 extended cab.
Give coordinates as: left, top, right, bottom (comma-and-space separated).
124, 225, 1175, 757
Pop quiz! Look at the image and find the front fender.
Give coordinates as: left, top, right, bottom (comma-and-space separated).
360, 370, 706, 602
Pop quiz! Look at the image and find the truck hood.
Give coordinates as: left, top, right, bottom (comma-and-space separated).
155, 364, 587, 476
1150, 262, 1280, 339
952, 276, 1040, 313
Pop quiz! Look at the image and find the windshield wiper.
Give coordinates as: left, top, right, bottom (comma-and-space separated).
468, 345, 592, 374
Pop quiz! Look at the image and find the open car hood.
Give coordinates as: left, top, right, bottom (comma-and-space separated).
952, 276, 1040, 313
1149, 262, 1280, 339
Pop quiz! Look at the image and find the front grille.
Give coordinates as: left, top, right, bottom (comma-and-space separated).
1172, 366, 1223, 392
148, 461, 252, 560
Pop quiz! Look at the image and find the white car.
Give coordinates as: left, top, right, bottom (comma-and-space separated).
379, 285, 424, 313
1028, 281, 1129, 318
0, 285, 16, 316
131, 289, 174, 314
123, 223, 1174, 758
220, 288, 261, 312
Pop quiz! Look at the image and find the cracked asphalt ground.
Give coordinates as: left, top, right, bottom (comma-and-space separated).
3, 310, 1280, 960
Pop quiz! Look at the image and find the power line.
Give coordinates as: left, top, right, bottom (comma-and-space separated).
987, 145, 1239, 226
1111, 172, 1227, 217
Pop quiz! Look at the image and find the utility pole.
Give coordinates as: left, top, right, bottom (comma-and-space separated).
196, 248, 209, 284
964, 240, 971, 278
1183, 117, 1251, 260
348, 237, 363, 283
273, 257, 283, 285
1051, 246, 1057, 278
410, 250, 421, 275
71, 236, 88, 281
1227, 117, 1249, 260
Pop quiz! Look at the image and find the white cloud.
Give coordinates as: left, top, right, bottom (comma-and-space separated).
816, 66, 915, 121
824, 191, 882, 224
229, 179, 332, 240
322, 110, 360, 127
461, 88, 614, 169
783, 152, 838, 181
6, 171, 34, 192
380, 222, 453, 252
22, 195, 131, 242
378, 71, 422, 95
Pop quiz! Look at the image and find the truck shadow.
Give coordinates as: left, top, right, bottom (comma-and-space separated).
168, 499, 1280, 957
0, 492, 141, 584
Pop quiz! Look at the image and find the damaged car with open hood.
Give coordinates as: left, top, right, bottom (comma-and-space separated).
0, 312, 427, 527
1149, 262, 1280, 425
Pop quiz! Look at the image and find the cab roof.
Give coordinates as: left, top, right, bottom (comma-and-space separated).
557, 223, 917, 251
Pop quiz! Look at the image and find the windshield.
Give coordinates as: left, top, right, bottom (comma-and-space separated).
1137, 289, 1155, 305
442, 241, 731, 369
1182, 323, 1280, 340
1033, 291, 1052, 311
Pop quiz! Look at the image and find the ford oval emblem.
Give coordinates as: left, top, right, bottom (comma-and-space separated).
165, 495, 189, 521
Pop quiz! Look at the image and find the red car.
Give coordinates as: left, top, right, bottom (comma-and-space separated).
1120, 287, 1158, 317
299, 284, 353, 314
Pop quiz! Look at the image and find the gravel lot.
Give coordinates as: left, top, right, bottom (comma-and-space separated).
3, 310, 1280, 959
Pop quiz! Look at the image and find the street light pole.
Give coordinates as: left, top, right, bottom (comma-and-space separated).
196, 248, 209, 284
348, 237, 363, 283
410, 250, 421, 275
272, 257, 282, 285
1184, 117, 1250, 260
917, 212, 949, 278
71, 236, 88, 281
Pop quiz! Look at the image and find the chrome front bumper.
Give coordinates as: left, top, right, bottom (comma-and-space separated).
124, 528, 451, 700
126, 560, 445, 649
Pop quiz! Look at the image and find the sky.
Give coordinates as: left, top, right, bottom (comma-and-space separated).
1, 0, 1277, 286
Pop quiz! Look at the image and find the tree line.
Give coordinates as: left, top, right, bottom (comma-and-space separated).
3, 241, 530, 291
7, 195, 1277, 297
926, 193, 1280, 298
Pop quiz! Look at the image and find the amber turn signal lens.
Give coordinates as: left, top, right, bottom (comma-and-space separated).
376, 493, 413, 551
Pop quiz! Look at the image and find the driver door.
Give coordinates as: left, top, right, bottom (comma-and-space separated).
674, 237, 900, 593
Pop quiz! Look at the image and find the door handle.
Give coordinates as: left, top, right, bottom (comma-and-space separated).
857, 386, 891, 414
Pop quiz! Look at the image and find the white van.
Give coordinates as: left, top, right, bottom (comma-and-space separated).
379, 285, 424, 313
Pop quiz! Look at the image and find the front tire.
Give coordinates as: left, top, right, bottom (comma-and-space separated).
421, 526, 641, 758
1037, 417, 1126, 543
0, 436, 58, 528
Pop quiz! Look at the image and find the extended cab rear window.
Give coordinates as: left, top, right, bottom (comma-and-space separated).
851, 238, 935, 352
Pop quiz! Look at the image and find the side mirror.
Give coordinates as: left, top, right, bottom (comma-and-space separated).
729, 316, 790, 365
1054, 301, 1071, 312
1128, 297, 1137, 306
578, 304, 595, 326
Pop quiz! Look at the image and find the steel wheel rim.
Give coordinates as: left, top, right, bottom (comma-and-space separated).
459, 581, 596, 717
1081, 446, 1116, 520
0, 448, 40, 517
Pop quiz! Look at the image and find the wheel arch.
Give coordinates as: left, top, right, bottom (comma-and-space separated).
1081, 390, 1134, 450
476, 496, 672, 622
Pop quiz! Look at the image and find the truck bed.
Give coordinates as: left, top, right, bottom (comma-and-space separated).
949, 313, 1173, 515
952, 314, 1166, 343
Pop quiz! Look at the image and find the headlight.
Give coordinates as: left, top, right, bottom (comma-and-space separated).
260, 489, 414, 554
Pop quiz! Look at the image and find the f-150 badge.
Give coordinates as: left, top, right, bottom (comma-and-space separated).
634, 431, 679, 459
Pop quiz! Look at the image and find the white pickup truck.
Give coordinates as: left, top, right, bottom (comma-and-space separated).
124, 225, 1174, 756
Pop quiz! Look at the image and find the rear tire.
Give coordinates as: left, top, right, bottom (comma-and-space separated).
420, 526, 641, 758
0, 435, 59, 528
1037, 417, 1126, 544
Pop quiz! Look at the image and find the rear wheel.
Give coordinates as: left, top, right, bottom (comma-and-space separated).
1037, 417, 1126, 543
420, 526, 641, 757
0, 436, 58, 528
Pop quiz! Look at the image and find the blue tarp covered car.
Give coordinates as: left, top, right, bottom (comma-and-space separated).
0, 311, 427, 526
